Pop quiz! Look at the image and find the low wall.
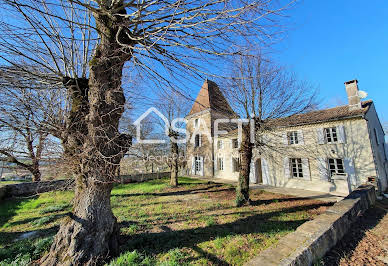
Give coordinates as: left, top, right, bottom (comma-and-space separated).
0, 172, 171, 201
0, 179, 74, 201
120, 172, 171, 184
245, 185, 376, 266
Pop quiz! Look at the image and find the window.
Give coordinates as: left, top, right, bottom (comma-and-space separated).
195, 156, 202, 173
232, 157, 240, 172
324, 127, 338, 143
328, 158, 345, 177
194, 134, 201, 147
232, 139, 239, 149
290, 158, 303, 178
218, 157, 224, 171
218, 140, 223, 149
194, 118, 199, 128
287, 131, 299, 145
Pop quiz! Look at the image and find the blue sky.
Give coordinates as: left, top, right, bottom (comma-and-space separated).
272, 0, 388, 122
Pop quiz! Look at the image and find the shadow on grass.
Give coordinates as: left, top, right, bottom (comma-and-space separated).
114, 184, 230, 198
0, 225, 58, 246
117, 201, 330, 264
250, 197, 336, 206
0, 196, 38, 228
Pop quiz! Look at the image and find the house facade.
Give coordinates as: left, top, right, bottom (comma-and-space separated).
186, 79, 388, 196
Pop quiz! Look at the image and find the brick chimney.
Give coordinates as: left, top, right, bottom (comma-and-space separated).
344, 80, 361, 110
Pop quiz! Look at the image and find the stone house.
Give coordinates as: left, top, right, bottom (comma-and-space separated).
185, 79, 388, 196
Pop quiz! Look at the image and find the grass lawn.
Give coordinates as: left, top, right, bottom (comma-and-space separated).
0, 177, 331, 265
0, 180, 30, 187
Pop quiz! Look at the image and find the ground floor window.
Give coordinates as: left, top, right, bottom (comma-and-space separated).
218, 157, 224, 171
232, 157, 240, 172
290, 158, 303, 178
328, 158, 345, 176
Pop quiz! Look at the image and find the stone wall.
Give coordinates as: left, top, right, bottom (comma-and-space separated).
0, 172, 171, 201
120, 171, 171, 183
0, 179, 74, 201
245, 185, 376, 266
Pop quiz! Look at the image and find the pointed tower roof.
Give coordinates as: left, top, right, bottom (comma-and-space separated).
188, 80, 236, 116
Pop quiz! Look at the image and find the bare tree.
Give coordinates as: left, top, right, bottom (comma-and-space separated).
0, 0, 292, 264
155, 90, 190, 186
222, 53, 316, 206
0, 72, 64, 181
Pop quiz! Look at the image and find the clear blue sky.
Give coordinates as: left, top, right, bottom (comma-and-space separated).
272, 0, 388, 123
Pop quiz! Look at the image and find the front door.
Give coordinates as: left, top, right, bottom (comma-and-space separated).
256, 158, 263, 183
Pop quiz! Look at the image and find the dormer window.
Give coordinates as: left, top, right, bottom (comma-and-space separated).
324, 127, 338, 143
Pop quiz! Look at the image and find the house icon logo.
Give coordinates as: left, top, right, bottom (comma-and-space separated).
133, 107, 170, 144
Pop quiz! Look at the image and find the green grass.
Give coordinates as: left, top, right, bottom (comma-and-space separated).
0, 177, 330, 265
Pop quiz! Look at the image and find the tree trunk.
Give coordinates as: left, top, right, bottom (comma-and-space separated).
30, 164, 41, 182
235, 124, 253, 207
41, 177, 119, 265
170, 140, 179, 187
41, 3, 132, 264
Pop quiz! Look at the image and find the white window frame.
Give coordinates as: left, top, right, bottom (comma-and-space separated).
290, 158, 303, 178
328, 158, 345, 178
218, 157, 224, 171
195, 156, 202, 174
324, 127, 338, 143
194, 118, 199, 128
288, 131, 299, 145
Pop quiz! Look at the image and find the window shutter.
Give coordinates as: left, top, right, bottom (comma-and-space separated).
199, 156, 204, 176
344, 157, 356, 190
191, 157, 195, 175
199, 134, 202, 147
297, 130, 304, 145
283, 157, 290, 180
282, 132, 288, 145
249, 161, 256, 183
317, 128, 325, 144
214, 156, 218, 171
337, 125, 346, 144
302, 158, 310, 180
317, 158, 328, 181
261, 158, 270, 185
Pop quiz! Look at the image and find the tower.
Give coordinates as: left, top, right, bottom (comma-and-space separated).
186, 80, 236, 177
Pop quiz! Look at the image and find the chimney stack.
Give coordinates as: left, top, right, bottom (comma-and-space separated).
344, 80, 361, 110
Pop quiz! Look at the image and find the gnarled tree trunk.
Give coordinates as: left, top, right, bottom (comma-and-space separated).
235, 124, 253, 206
41, 3, 132, 264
